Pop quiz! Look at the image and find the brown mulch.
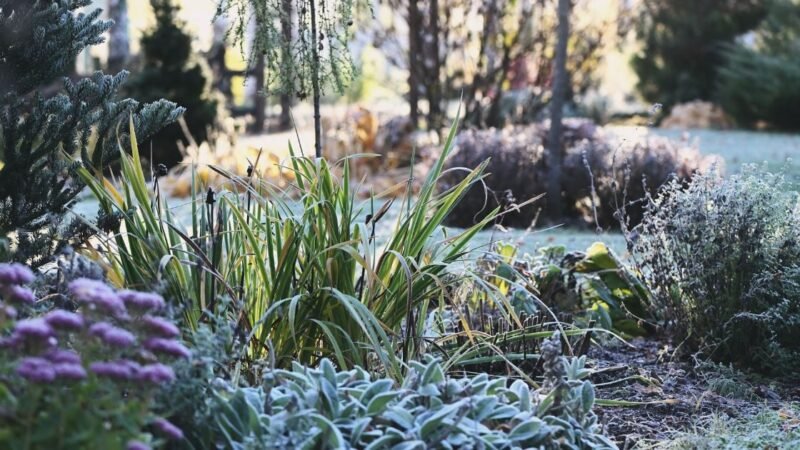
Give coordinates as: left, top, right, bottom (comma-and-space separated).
587, 337, 800, 449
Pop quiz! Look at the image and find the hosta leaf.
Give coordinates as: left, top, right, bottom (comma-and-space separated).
578, 242, 619, 271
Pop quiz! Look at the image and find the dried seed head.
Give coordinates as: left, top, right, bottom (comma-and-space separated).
206, 188, 216, 205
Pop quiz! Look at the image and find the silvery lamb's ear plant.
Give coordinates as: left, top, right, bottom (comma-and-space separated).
0, 264, 189, 450
210, 333, 616, 449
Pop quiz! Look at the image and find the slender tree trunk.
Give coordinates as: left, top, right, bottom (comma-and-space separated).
546, 0, 571, 220
310, 0, 322, 157
107, 0, 130, 73
407, 0, 422, 129
253, 54, 266, 133
426, 0, 442, 132
279, 0, 293, 130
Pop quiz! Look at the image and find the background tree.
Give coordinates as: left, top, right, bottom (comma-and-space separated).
126, 0, 220, 167
0, 0, 182, 266
369, 0, 622, 129
717, 0, 800, 131
632, 0, 768, 110
546, 0, 570, 221
279, 0, 294, 130
107, 0, 130, 73
217, 0, 361, 157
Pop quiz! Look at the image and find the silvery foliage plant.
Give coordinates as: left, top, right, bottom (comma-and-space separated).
212, 333, 616, 449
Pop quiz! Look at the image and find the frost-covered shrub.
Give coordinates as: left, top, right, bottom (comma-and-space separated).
211, 334, 616, 449
440, 121, 716, 228
0, 268, 189, 450
631, 166, 800, 372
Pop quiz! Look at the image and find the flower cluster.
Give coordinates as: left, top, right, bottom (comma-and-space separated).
0, 263, 36, 321
5, 278, 189, 388
0, 272, 190, 448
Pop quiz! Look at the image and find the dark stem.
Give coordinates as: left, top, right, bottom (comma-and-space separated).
546, 0, 571, 221
310, 0, 322, 158
407, 0, 422, 129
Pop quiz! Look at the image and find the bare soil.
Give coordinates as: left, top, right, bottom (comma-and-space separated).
588, 337, 800, 449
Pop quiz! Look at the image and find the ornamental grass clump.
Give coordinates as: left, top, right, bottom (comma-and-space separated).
80, 116, 500, 379
0, 267, 188, 450
631, 166, 800, 373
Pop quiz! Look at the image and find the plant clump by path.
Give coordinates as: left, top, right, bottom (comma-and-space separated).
439, 119, 720, 229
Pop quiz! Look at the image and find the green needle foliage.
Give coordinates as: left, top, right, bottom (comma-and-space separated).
632, 0, 767, 110
0, 0, 183, 267
717, 0, 800, 131
80, 117, 499, 378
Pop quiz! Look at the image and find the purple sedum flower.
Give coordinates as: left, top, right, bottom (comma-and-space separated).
152, 417, 184, 440
52, 362, 87, 380
90, 360, 141, 381
137, 363, 175, 384
118, 290, 166, 312
44, 349, 82, 364
140, 315, 179, 338
126, 441, 152, 450
44, 310, 84, 330
69, 278, 127, 316
1, 304, 17, 319
0, 335, 20, 349
14, 318, 53, 339
16, 357, 56, 383
68, 278, 114, 297
0, 263, 35, 285
88, 321, 114, 337
102, 327, 136, 348
143, 338, 190, 359
89, 322, 136, 347
2, 284, 35, 304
